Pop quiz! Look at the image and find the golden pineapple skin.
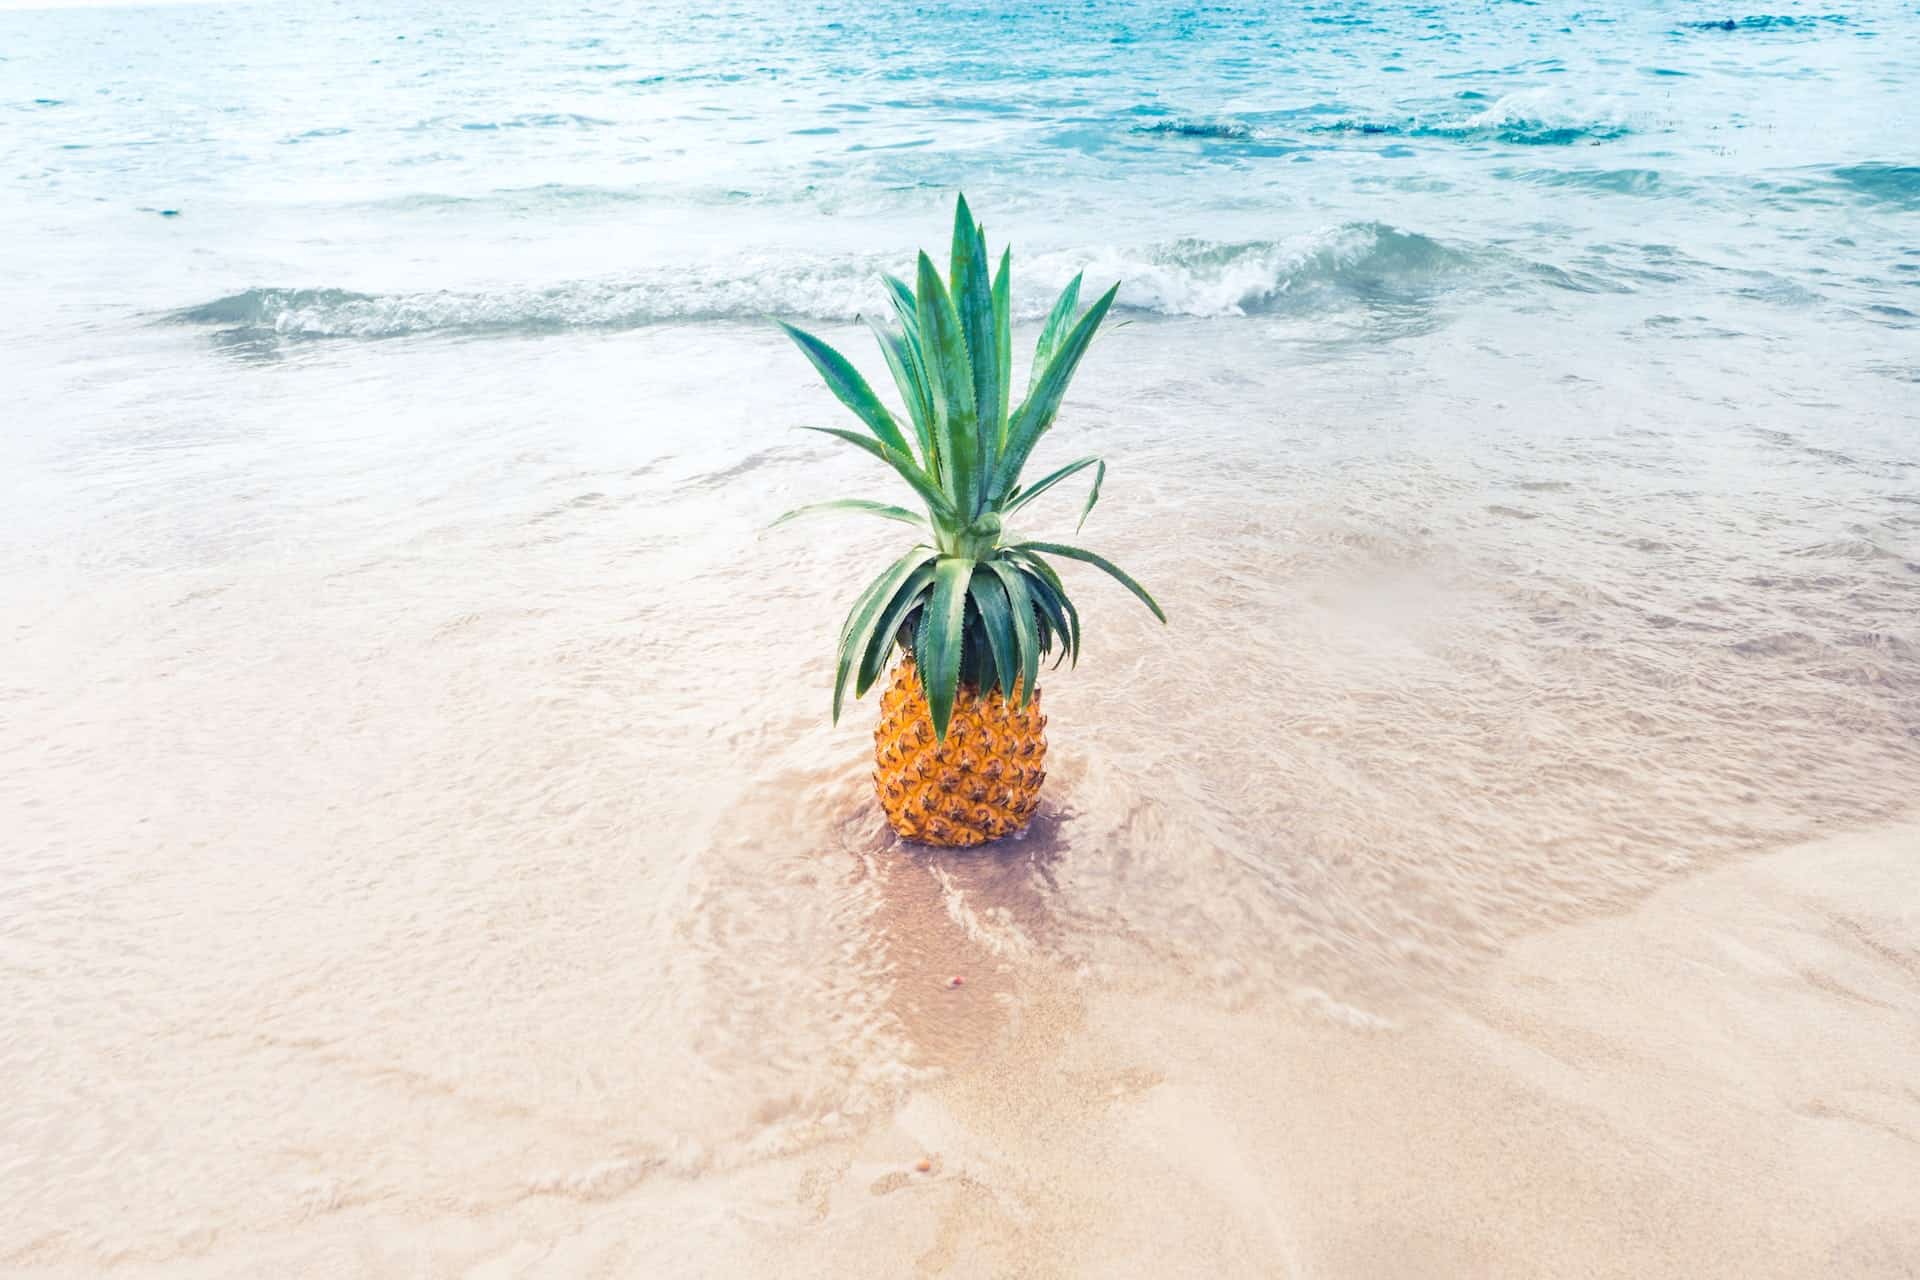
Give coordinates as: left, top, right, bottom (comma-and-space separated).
873, 658, 1047, 848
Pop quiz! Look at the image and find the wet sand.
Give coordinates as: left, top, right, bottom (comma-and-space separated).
655, 821, 1920, 1279
5, 322, 1918, 1275
23, 822, 1913, 1278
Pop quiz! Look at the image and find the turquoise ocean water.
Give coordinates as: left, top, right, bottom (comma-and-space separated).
3, 0, 1918, 344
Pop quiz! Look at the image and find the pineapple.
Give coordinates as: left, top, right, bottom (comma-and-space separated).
776, 194, 1166, 848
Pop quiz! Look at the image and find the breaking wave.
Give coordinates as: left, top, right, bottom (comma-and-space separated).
167, 265, 894, 343
1316, 90, 1632, 146
168, 224, 1483, 344
1130, 118, 1254, 140
1679, 14, 1850, 31
1036, 224, 1475, 318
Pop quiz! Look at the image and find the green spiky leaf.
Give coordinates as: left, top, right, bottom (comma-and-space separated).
864, 317, 933, 463
799, 426, 952, 519
1030, 273, 1083, 393
951, 195, 1000, 494
968, 570, 1019, 701
920, 557, 976, 739
1005, 455, 1100, 518
778, 322, 914, 459
880, 274, 936, 463
992, 282, 1119, 501
770, 498, 926, 530
992, 247, 1012, 437
981, 558, 1040, 706
1012, 540, 1165, 623
1009, 551, 1079, 667
857, 564, 935, 697
915, 252, 980, 518
884, 273, 918, 324
835, 548, 938, 722
1076, 459, 1105, 532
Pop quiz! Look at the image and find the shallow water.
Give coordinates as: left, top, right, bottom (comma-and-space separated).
3, 0, 1919, 1271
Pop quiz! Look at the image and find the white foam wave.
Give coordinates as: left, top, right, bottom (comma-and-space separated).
1030, 223, 1470, 318
169, 223, 1477, 345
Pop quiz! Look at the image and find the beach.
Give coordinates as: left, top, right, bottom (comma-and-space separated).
10, 822, 1917, 1275
3, 0, 1918, 1273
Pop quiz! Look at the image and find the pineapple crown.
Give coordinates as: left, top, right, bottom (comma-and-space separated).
774, 193, 1166, 741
